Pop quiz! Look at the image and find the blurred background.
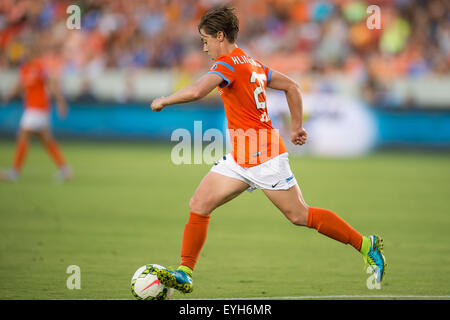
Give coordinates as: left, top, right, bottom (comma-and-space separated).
0, 0, 449, 155
1, 0, 450, 301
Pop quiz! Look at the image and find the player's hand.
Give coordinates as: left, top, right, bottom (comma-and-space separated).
291, 127, 307, 145
150, 97, 166, 112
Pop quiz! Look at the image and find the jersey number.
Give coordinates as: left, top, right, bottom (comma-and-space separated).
250, 72, 269, 122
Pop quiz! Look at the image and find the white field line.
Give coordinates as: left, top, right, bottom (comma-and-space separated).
178, 295, 450, 300
53, 295, 450, 300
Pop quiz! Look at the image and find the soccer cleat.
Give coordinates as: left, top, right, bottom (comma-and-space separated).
156, 267, 193, 294
363, 235, 387, 283
56, 165, 73, 182
0, 168, 18, 182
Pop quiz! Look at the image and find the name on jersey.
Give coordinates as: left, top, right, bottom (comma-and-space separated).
231, 55, 260, 67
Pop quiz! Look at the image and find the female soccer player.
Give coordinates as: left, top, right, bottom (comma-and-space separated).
150, 6, 386, 294
1, 46, 72, 182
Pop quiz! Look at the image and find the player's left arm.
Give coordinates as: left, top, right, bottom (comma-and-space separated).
150, 73, 222, 112
267, 70, 307, 146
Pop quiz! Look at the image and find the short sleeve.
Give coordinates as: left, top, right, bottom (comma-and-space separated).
251, 58, 272, 85
261, 63, 272, 84
207, 57, 235, 88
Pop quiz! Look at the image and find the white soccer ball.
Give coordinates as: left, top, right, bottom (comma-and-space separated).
130, 264, 174, 300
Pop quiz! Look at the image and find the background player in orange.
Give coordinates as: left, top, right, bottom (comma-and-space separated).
1, 42, 72, 182
150, 6, 386, 293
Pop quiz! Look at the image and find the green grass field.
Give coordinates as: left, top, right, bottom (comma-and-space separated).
0, 140, 449, 300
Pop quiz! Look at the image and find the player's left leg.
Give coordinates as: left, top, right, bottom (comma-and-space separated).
37, 127, 72, 181
263, 184, 386, 282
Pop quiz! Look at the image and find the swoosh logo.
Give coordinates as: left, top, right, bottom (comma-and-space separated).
271, 181, 279, 188
141, 279, 160, 292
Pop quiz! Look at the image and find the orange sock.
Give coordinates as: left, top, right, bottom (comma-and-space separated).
13, 138, 29, 172
180, 212, 211, 271
44, 139, 66, 168
307, 207, 362, 251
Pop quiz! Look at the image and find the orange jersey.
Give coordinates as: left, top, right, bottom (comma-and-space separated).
208, 47, 287, 167
19, 59, 50, 112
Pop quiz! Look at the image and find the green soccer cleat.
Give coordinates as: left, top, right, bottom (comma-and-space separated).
362, 235, 387, 283
156, 267, 194, 294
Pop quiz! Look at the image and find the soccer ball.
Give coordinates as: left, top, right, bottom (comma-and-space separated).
130, 264, 174, 300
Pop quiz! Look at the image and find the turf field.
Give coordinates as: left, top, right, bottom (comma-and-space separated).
0, 140, 449, 300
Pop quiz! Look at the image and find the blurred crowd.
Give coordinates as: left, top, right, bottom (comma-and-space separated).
0, 0, 449, 106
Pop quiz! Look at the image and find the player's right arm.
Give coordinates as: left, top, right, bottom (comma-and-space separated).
150, 73, 223, 112
47, 76, 68, 119
267, 70, 307, 146
1, 80, 22, 107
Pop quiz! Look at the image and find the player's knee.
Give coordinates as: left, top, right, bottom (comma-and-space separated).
189, 195, 215, 215
285, 206, 309, 226
17, 129, 30, 141
39, 132, 54, 144
289, 214, 307, 226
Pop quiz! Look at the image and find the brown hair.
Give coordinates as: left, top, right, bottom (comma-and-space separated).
198, 6, 239, 43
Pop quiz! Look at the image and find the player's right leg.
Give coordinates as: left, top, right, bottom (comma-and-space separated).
156, 171, 250, 293
1, 128, 31, 182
